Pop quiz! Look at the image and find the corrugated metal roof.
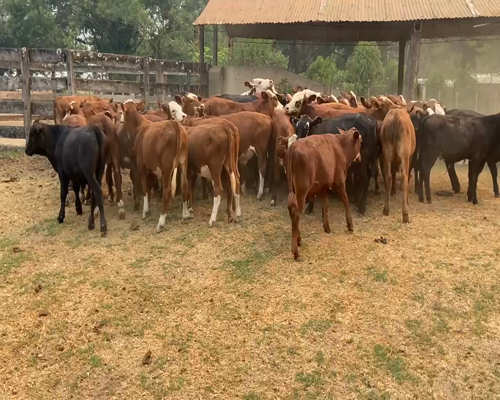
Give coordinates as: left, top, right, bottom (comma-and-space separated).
194, 0, 500, 25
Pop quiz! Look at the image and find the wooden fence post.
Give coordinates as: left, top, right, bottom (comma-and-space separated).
143, 58, 150, 110
20, 47, 31, 140
156, 65, 164, 104
66, 49, 75, 95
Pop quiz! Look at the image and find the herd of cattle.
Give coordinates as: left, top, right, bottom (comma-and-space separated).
23, 78, 500, 259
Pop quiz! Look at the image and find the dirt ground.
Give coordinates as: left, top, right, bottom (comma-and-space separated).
1, 151, 500, 400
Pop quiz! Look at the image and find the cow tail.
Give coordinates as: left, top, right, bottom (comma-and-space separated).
286, 143, 298, 210
224, 123, 238, 194
170, 121, 183, 197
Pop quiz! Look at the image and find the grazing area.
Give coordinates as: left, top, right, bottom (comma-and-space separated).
1, 150, 500, 399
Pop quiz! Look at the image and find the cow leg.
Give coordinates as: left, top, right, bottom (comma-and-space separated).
73, 182, 83, 216
381, 153, 392, 216
156, 170, 174, 233
487, 159, 499, 198
209, 171, 223, 227
187, 173, 196, 219
129, 169, 140, 211
110, 143, 124, 219
256, 154, 266, 200
105, 164, 114, 205
374, 161, 380, 195
356, 162, 370, 215
139, 168, 151, 219
391, 163, 397, 195
221, 170, 235, 223
321, 194, 331, 234
86, 176, 107, 235
288, 188, 304, 260
179, 164, 190, 221
402, 157, 410, 223
202, 177, 209, 200
446, 162, 461, 194
270, 150, 281, 207
468, 159, 486, 205
57, 175, 69, 223
304, 200, 315, 214
337, 180, 354, 233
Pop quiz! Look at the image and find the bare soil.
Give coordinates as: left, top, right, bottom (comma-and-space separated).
1, 152, 500, 400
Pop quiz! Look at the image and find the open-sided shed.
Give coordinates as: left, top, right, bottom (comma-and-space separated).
194, 0, 500, 97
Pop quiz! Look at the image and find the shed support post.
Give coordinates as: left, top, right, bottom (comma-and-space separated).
212, 25, 218, 66
405, 23, 422, 100
199, 25, 205, 66
398, 40, 406, 96
20, 47, 31, 141
156, 66, 164, 104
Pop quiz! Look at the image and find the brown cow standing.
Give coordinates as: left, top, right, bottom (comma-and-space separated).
185, 123, 241, 226
285, 128, 362, 260
175, 93, 204, 117
54, 95, 100, 125
80, 98, 114, 121
62, 102, 87, 127
379, 109, 416, 223
87, 112, 125, 219
216, 112, 272, 200
270, 109, 295, 206
123, 100, 189, 231
203, 91, 278, 118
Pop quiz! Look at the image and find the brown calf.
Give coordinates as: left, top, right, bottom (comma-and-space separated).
62, 102, 87, 126
217, 112, 272, 200
285, 128, 362, 260
87, 112, 125, 218
270, 109, 295, 206
203, 91, 278, 118
80, 98, 114, 121
123, 100, 189, 231
185, 123, 241, 226
379, 109, 416, 223
175, 93, 204, 117
54, 95, 100, 125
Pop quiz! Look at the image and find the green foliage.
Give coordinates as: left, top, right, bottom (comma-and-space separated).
227, 40, 288, 68
305, 55, 338, 85
345, 42, 384, 94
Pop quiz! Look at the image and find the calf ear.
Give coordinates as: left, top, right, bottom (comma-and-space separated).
360, 97, 371, 108
244, 81, 253, 88
104, 111, 113, 120
338, 128, 346, 134
174, 95, 183, 105
108, 98, 113, 104
305, 94, 316, 104
277, 136, 288, 146
316, 97, 326, 104
353, 130, 360, 140
197, 95, 202, 102
290, 117, 299, 125
260, 91, 270, 101
286, 94, 292, 102
370, 97, 381, 109
312, 116, 322, 126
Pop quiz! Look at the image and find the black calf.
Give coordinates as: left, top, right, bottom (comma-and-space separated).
25, 121, 108, 234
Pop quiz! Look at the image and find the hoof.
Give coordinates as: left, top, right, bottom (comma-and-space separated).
100, 226, 107, 236
88, 222, 95, 231
403, 214, 410, 223
57, 216, 64, 223
65, 199, 70, 206
133, 204, 140, 211
357, 206, 366, 215
228, 215, 235, 224
270, 199, 276, 207
208, 220, 215, 227
324, 227, 331, 234
293, 250, 299, 260
495, 193, 500, 198
76, 207, 83, 216
235, 215, 241, 223
383, 208, 389, 216
118, 209, 126, 220
347, 226, 354, 233
108, 198, 115, 206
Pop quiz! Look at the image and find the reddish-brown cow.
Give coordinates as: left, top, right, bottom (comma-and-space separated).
123, 100, 189, 231
80, 98, 114, 121
185, 123, 241, 226
54, 95, 100, 125
379, 109, 416, 223
285, 128, 362, 259
203, 91, 278, 118
62, 102, 87, 126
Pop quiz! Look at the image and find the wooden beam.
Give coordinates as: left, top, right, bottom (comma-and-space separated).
0, 126, 25, 139
213, 25, 218, 66
199, 25, 205, 68
156, 65, 164, 104
28, 48, 65, 64
66, 50, 75, 95
398, 40, 406, 96
0, 76, 67, 91
20, 48, 31, 140
0, 100, 54, 116
143, 58, 150, 110
75, 78, 142, 94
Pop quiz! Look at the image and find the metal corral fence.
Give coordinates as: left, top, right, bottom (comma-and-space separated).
0, 48, 210, 139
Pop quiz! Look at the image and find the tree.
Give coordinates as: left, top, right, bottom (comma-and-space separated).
305, 55, 339, 87
226, 40, 288, 69
345, 42, 384, 95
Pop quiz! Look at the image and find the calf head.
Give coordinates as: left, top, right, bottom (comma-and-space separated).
65, 101, 80, 117
25, 121, 51, 157
285, 91, 317, 115
292, 115, 322, 139
367, 96, 399, 121
167, 101, 187, 122
175, 93, 204, 117
244, 78, 277, 94
338, 127, 362, 164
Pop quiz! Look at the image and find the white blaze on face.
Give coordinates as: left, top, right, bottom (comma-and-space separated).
284, 90, 320, 114
434, 103, 445, 115
186, 93, 198, 101
168, 101, 187, 121
426, 108, 435, 115
124, 99, 135, 105
245, 78, 275, 94
398, 95, 407, 106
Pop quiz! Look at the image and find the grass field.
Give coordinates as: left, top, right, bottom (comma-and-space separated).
1, 151, 500, 400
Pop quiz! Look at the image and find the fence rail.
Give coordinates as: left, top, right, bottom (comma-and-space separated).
0, 47, 210, 139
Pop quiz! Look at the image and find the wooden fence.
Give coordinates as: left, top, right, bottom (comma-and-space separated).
0, 48, 210, 139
